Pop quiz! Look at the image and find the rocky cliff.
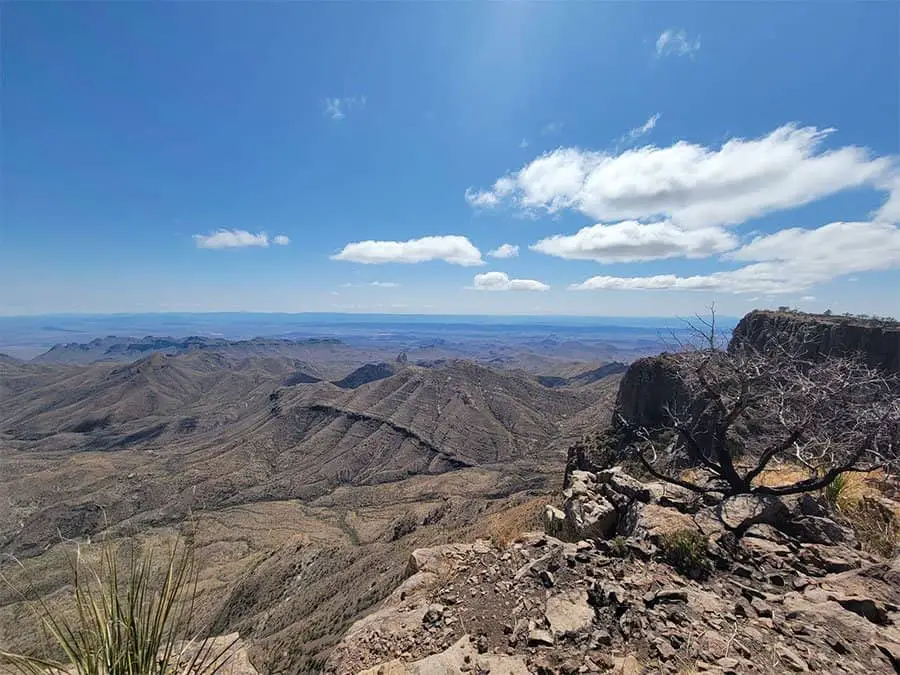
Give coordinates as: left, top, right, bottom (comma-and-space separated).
325, 466, 900, 674
731, 310, 900, 374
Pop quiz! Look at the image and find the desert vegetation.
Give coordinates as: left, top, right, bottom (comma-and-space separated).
0, 538, 236, 675
621, 309, 899, 501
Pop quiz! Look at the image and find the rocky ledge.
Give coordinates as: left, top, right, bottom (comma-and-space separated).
325, 468, 900, 674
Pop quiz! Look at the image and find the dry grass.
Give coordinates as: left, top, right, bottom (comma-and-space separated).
480, 496, 557, 549
749, 464, 813, 489
678, 463, 815, 490
825, 469, 900, 557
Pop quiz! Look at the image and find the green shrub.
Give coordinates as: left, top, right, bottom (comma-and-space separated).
0, 538, 235, 675
609, 535, 629, 558
659, 529, 711, 580
823, 472, 849, 509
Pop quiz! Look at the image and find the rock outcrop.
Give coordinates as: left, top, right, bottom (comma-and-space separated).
731, 310, 900, 375
326, 468, 900, 674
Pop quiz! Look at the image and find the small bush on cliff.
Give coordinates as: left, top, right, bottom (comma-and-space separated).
659, 529, 711, 580
0, 538, 234, 675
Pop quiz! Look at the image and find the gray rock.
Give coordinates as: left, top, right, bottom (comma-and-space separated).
527, 628, 554, 646
718, 494, 790, 531
596, 468, 652, 503
797, 493, 829, 518
423, 603, 445, 626
750, 597, 773, 618
565, 495, 617, 540
542, 505, 568, 539
787, 515, 856, 546
776, 645, 809, 672
653, 636, 677, 660
545, 590, 595, 637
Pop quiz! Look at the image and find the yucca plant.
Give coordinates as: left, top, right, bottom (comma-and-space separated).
823, 471, 850, 510
0, 537, 236, 675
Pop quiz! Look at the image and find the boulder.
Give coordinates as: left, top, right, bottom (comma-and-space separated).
545, 590, 595, 637
566, 470, 596, 498
596, 467, 652, 503
565, 496, 617, 540
645, 481, 701, 512
786, 515, 857, 546
717, 494, 790, 531
542, 505, 568, 539
622, 502, 701, 544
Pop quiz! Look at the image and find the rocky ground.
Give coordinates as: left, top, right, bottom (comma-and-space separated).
325, 468, 900, 674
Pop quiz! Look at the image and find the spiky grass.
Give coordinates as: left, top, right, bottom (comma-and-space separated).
0, 537, 236, 675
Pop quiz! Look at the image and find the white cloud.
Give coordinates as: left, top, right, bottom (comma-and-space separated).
193, 229, 287, 249
465, 188, 501, 208
472, 271, 549, 291
465, 125, 893, 230
800, 295, 816, 302
531, 220, 737, 263
656, 29, 700, 57
324, 96, 366, 120
272, 235, 290, 246
622, 113, 661, 144
875, 174, 900, 224
488, 243, 520, 259
570, 221, 900, 294
332, 235, 484, 266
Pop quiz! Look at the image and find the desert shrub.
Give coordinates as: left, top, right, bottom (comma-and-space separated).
659, 529, 711, 580
609, 535, 629, 558
0, 538, 234, 675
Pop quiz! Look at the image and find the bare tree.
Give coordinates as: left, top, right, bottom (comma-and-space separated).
621, 332, 900, 498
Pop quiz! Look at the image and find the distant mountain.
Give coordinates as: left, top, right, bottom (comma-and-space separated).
0, 353, 620, 555
32, 335, 344, 365
536, 362, 629, 388
333, 362, 396, 389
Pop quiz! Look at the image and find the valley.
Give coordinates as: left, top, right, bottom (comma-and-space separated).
0, 321, 632, 670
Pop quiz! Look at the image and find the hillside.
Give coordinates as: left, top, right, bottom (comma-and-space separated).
0, 348, 622, 669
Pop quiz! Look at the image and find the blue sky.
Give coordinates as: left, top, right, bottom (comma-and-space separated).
2, 2, 898, 316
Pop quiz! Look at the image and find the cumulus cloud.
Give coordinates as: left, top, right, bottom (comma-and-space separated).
656, 29, 700, 57
488, 243, 520, 259
332, 235, 484, 266
570, 221, 900, 294
472, 271, 549, 291
193, 229, 290, 249
324, 96, 366, 120
622, 113, 661, 144
531, 220, 737, 263
465, 125, 893, 230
